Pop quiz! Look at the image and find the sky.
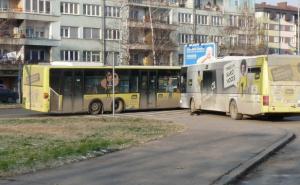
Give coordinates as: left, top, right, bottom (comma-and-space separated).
256, 0, 299, 6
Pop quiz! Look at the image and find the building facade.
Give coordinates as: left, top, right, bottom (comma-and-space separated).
256, 2, 299, 55
0, 0, 256, 93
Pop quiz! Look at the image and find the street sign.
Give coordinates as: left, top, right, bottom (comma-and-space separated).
184, 43, 217, 66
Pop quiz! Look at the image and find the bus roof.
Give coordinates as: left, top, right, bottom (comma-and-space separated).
32, 62, 181, 70
183, 55, 266, 67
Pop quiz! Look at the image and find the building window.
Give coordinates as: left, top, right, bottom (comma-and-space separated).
230, 37, 238, 47
83, 28, 101, 39
212, 36, 222, 44
105, 51, 119, 65
83, 4, 101, 16
273, 36, 279, 43
105, 6, 120, 17
60, 50, 79, 61
83, 51, 101, 62
60, 26, 78, 39
61, 2, 79, 15
25, 27, 45, 38
195, 15, 208, 25
212, 16, 222, 26
105, 29, 120, 40
229, 15, 238, 26
0, 0, 9, 11
26, 49, 45, 61
178, 13, 192, 23
194, 34, 208, 43
179, 33, 193, 44
25, 0, 51, 14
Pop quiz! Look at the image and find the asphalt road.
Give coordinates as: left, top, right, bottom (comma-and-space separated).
0, 109, 292, 185
0, 108, 43, 118
237, 117, 300, 185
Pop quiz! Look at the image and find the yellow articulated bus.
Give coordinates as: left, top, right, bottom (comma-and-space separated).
180, 55, 300, 120
23, 63, 181, 114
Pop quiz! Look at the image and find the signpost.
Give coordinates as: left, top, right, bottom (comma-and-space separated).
184, 43, 217, 66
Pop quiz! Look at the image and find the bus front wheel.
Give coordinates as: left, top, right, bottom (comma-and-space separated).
89, 101, 103, 115
229, 100, 243, 120
190, 99, 197, 115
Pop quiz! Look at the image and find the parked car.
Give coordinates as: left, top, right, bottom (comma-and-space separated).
0, 88, 18, 103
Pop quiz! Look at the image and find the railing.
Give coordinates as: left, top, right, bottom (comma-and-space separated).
50, 88, 61, 112
126, 0, 177, 7
0, 29, 53, 40
0, 8, 57, 16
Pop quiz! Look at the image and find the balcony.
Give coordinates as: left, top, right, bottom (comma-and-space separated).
128, 42, 177, 51
0, 37, 60, 46
127, 18, 177, 30
0, 8, 59, 22
126, 0, 177, 7
0, 27, 60, 47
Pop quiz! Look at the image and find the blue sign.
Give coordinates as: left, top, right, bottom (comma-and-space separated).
184, 43, 217, 66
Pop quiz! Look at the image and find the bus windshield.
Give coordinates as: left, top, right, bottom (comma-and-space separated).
268, 56, 300, 82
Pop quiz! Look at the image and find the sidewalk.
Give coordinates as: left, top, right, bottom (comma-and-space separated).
0, 112, 290, 185
0, 104, 21, 109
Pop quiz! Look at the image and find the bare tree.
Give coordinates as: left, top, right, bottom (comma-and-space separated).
220, 5, 268, 56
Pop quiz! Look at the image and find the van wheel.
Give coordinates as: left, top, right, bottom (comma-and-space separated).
190, 99, 196, 115
229, 100, 243, 120
114, 99, 124, 113
89, 101, 103, 115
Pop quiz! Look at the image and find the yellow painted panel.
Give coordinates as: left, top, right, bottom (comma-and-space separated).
84, 93, 140, 110
157, 93, 180, 108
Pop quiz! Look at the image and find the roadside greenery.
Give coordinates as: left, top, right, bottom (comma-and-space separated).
0, 117, 182, 177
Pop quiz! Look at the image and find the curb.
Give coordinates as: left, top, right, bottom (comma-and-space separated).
0, 104, 22, 109
210, 131, 296, 185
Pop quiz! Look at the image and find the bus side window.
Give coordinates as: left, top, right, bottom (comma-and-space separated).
248, 67, 261, 80
84, 70, 105, 94
188, 79, 192, 86
129, 70, 139, 93
50, 69, 62, 94
116, 70, 130, 93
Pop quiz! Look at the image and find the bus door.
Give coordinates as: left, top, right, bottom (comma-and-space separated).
201, 70, 217, 110
139, 71, 157, 109
73, 70, 84, 112
62, 70, 84, 113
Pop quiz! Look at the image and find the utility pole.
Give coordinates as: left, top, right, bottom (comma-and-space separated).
278, 13, 281, 54
297, 1, 300, 55
102, 0, 106, 65
192, 0, 196, 43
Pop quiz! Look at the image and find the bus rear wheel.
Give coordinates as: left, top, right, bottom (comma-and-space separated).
114, 99, 124, 113
89, 101, 103, 115
229, 100, 243, 120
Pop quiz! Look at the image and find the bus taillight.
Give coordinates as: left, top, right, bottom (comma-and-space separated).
44, 93, 49, 99
263, 96, 269, 106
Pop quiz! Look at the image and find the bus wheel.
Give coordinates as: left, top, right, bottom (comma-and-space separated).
266, 115, 284, 121
89, 101, 103, 115
190, 99, 196, 115
229, 100, 243, 120
114, 99, 124, 113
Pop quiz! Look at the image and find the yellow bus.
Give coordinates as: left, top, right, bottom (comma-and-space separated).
23, 63, 181, 114
180, 55, 300, 120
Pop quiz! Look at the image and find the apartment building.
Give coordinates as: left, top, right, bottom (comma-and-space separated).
256, 2, 299, 54
0, 0, 60, 92
0, 0, 256, 93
